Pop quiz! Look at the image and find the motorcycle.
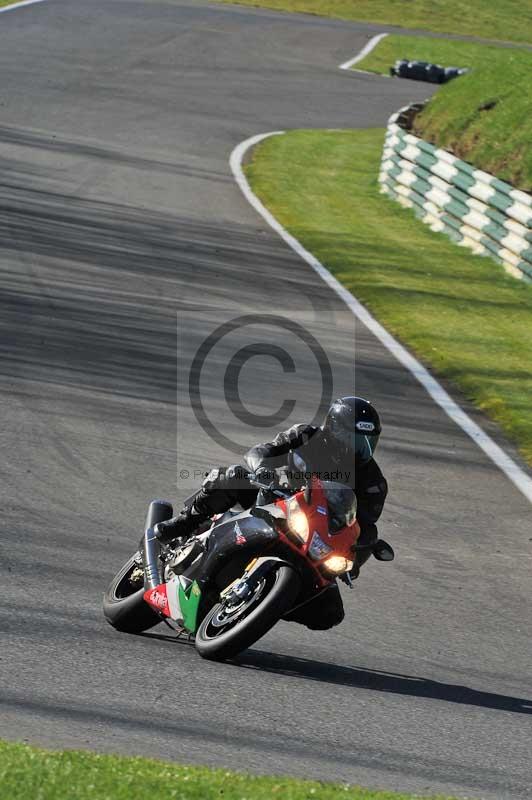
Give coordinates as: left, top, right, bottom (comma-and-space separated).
103, 471, 394, 661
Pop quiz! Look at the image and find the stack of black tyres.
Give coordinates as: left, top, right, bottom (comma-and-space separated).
390, 59, 468, 83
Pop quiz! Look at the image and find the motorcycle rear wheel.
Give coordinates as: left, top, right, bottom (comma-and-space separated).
103, 554, 160, 634
195, 562, 300, 661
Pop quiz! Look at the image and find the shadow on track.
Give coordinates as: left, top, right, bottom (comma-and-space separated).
232, 648, 532, 716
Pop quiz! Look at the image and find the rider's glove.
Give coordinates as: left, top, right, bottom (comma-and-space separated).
202, 467, 223, 492
201, 465, 251, 497
349, 560, 360, 580
225, 464, 250, 482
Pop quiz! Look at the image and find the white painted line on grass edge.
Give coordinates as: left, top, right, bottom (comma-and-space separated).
230, 132, 532, 505
339, 32, 389, 70
0, 0, 47, 13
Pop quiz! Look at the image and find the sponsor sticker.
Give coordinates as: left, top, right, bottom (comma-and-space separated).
356, 421, 375, 432
149, 589, 167, 610
234, 521, 246, 545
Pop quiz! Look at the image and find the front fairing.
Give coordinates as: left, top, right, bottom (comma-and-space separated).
279, 479, 361, 583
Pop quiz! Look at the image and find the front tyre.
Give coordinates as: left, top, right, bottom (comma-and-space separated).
103, 554, 160, 634
195, 563, 300, 662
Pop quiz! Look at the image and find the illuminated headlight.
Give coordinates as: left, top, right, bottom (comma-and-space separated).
287, 499, 310, 543
323, 555, 354, 575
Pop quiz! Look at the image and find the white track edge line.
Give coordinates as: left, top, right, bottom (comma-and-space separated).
339, 32, 389, 71
0, 0, 47, 13
230, 132, 532, 505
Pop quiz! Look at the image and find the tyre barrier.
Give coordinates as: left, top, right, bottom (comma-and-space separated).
390, 60, 468, 83
379, 104, 532, 282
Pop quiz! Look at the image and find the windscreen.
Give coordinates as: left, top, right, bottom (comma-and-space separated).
321, 481, 357, 533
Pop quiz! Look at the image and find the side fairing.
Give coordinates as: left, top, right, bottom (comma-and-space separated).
145, 514, 280, 632
196, 513, 278, 591
144, 576, 202, 633
179, 580, 202, 632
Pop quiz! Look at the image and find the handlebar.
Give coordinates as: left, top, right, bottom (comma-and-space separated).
248, 473, 291, 499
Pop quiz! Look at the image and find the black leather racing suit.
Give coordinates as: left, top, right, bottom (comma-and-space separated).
169, 424, 388, 630
244, 424, 388, 560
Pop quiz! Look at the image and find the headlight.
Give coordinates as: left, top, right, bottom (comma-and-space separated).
287, 498, 309, 543
323, 555, 354, 575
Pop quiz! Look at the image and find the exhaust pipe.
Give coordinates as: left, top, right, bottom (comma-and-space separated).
143, 527, 162, 590
142, 499, 173, 590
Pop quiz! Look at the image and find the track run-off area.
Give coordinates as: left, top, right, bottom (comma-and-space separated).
1, 2, 531, 799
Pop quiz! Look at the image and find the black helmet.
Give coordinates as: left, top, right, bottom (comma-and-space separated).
322, 396, 381, 465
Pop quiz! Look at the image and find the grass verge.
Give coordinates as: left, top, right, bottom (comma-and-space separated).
357, 35, 532, 191
245, 130, 532, 466
216, 0, 532, 44
0, 740, 459, 800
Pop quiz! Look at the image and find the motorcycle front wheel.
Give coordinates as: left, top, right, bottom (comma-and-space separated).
195, 562, 300, 661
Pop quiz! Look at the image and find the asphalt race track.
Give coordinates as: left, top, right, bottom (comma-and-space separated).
1, 2, 531, 798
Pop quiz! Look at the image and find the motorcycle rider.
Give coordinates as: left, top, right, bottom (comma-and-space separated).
155, 396, 388, 630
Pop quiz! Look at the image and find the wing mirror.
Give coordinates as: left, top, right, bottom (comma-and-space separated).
373, 539, 394, 562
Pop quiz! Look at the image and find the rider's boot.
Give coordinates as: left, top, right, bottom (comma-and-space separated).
154, 504, 210, 544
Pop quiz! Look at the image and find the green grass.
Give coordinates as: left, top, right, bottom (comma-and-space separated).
216, 0, 532, 44
245, 130, 532, 466
0, 740, 459, 800
358, 35, 532, 191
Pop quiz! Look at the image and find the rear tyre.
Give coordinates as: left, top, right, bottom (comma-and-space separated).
195, 562, 300, 662
103, 554, 160, 633
103, 499, 174, 634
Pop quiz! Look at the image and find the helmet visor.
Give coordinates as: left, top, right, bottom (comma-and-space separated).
353, 431, 380, 462
330, 420, 379, 463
